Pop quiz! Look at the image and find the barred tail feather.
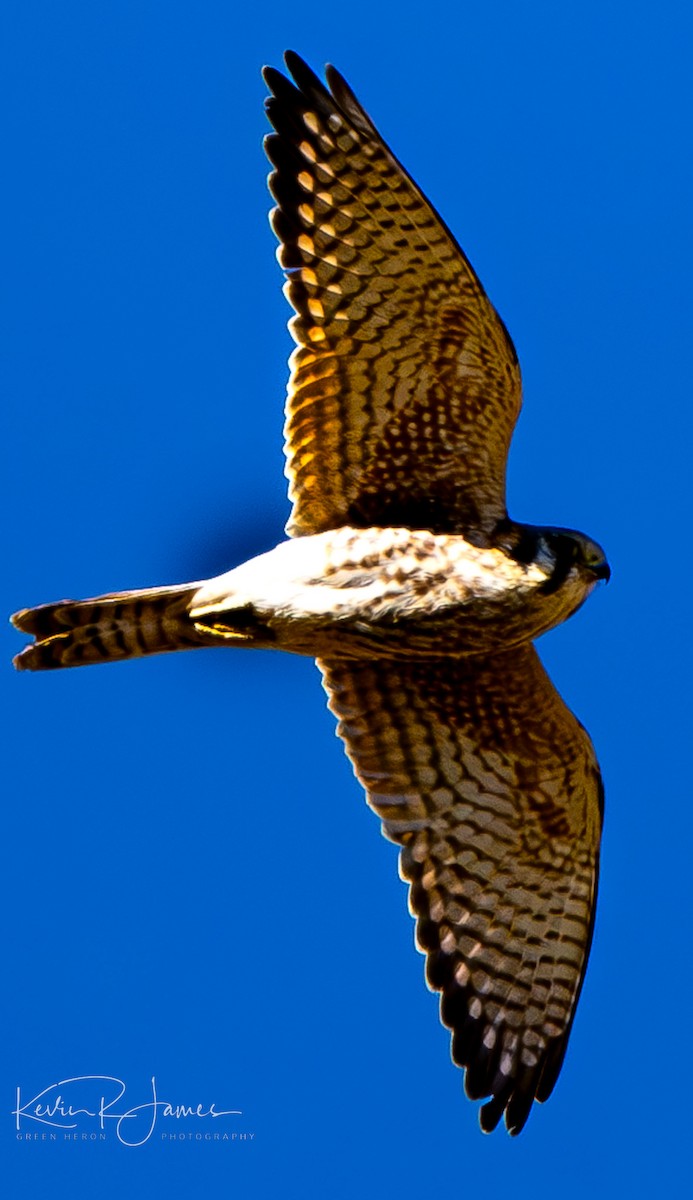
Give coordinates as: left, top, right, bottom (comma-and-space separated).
11, 582, 208, 671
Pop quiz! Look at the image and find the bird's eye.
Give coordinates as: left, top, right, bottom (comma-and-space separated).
578, 539, 611, 581
583, 544, 606, 568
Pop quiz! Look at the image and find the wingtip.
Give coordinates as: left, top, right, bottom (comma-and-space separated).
261, 64, 284, 91
283, 49, 300, 69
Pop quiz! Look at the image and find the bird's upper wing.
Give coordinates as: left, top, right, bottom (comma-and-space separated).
319, 646, 602, 1135
264, 53, 522, 539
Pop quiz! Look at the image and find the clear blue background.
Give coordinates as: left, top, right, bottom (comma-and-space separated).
2, 1, 691, 1196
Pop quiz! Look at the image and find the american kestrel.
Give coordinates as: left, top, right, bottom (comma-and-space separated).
12, 52, 609, 1135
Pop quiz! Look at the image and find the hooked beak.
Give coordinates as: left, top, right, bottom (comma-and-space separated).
592, 561, 611, 584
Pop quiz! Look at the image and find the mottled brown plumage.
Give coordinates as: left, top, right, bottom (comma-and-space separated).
11, 52, 609, 1136
264, 52, 521, 539
321, 648, 601, 1135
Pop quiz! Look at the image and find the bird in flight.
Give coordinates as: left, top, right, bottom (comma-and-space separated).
12, 52, 609, 1135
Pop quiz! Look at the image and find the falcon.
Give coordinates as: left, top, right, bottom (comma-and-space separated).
12, 52, 609, 1135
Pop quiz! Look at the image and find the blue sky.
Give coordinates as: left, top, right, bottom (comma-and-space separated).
2, 2, 691, 1197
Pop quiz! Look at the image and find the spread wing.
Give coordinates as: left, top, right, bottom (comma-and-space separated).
319, 646, 602, 1135
264, 53, 522, 539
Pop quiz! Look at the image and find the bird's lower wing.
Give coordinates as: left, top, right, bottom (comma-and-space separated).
319, 645, 602, 1135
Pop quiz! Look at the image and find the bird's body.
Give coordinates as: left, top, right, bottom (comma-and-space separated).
12, 51, 609, 1135
14, 523, 603, 668
192, 524, 606, 658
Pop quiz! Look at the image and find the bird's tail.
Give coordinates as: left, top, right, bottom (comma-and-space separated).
11, 582, 214, 671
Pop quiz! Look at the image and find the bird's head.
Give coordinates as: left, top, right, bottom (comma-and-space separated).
495, 520, 610, 599
537, 528, 611, 595
537, 530, 606, 595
